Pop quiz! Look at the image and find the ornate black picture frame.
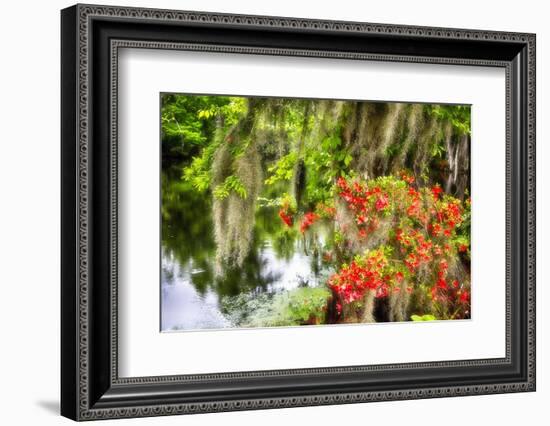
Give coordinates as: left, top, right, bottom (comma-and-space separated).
61, 4, 536, 421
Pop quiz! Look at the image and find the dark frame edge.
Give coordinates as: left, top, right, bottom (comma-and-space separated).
61, 4, 536, 421
61, 4, 79, 422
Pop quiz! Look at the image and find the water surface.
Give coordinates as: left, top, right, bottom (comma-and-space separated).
161, 165, 331, 331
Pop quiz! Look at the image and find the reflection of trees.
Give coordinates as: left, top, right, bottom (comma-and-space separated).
160, 95, 472, 325
162, 162, 338, 300
212, 248, 281, 297
161, 168, 216, 280
254, 206, 328, 274
161, 167, 285, 297
271, 229, 298, 261
255, 208, 297, 261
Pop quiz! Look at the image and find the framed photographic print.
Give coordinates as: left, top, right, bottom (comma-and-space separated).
61, 4, 536, 421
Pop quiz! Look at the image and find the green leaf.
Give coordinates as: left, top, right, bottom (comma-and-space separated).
411, 314, 437, 322
213, 175, 248, 200
343, 153, 353, 167
265, 152, 298, 185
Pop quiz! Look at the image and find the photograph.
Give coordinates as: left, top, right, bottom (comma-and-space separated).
160, 94, 472, 331
57, 2, 536, 421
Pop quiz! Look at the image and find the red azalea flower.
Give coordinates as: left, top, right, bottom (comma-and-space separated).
278, 209, 293, 227
317, 203, 336, 218
395, 228, 403, 242
376, 284, 389, 298
375, 194, 389, 211
431, 223, 442, 236
300, 211, 319, 233
431, 185, 443, 199
408, 186, 419, 197
401, 173, 415, 184
337, 176, 348, 190
356, 214, 367, 224
437, 278, 447, 289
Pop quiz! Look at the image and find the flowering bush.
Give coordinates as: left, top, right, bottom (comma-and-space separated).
329, 174, 470, 321
300, 212, 319, 233
277, 196, 295, 227
273, 173, 470, 323
277, 198, 326, 234
315, 202, 336, 219
278, 208, 293, 227
328, 247, 404, 321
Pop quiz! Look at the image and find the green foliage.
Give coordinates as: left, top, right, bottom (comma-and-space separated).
161, 94, 230, 157
453, 191, 471, 258
411, 314, 437, 321
303, 131, 352, 205
182, 150, 212, 192
431, 141, 445, 158
429, 105, 471, 135
285, 287, 331, 324
257, 196, 291, 208
220, 292, 273, 327
161, 93, 247, 155
165, 96, 251, 196
241, 287, 331, 327
213, 175, 248, 199
265, 152, 298, 185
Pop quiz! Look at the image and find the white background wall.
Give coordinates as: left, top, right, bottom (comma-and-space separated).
0, 0, 546, 424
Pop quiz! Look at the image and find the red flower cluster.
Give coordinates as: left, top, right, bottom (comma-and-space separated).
316, 202, 336, 218
328, 250, 395, 305
431, 277, 470, 317
278, 200, 294, 227
431, 185, 443, 200
337, 177, 390, 214
332, 175, 471, 320
336, 176, 391, 238
401, 172, 415, 184
300, 212, 319, 233
375, 194, 389, 211
397, 229, 435, 272
428, 199, 462, 237
406, 186, 430, 225
278, 209, 292, 227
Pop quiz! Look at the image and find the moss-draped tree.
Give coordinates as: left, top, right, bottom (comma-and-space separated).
161, 94, 471, 324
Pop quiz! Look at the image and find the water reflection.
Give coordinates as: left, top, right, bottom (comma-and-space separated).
160, 165, 331, 331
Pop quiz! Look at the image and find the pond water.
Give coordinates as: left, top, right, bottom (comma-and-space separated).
160, 166, 332, 331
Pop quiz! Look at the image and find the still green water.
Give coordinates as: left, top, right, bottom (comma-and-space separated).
160, 165, 332, 331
